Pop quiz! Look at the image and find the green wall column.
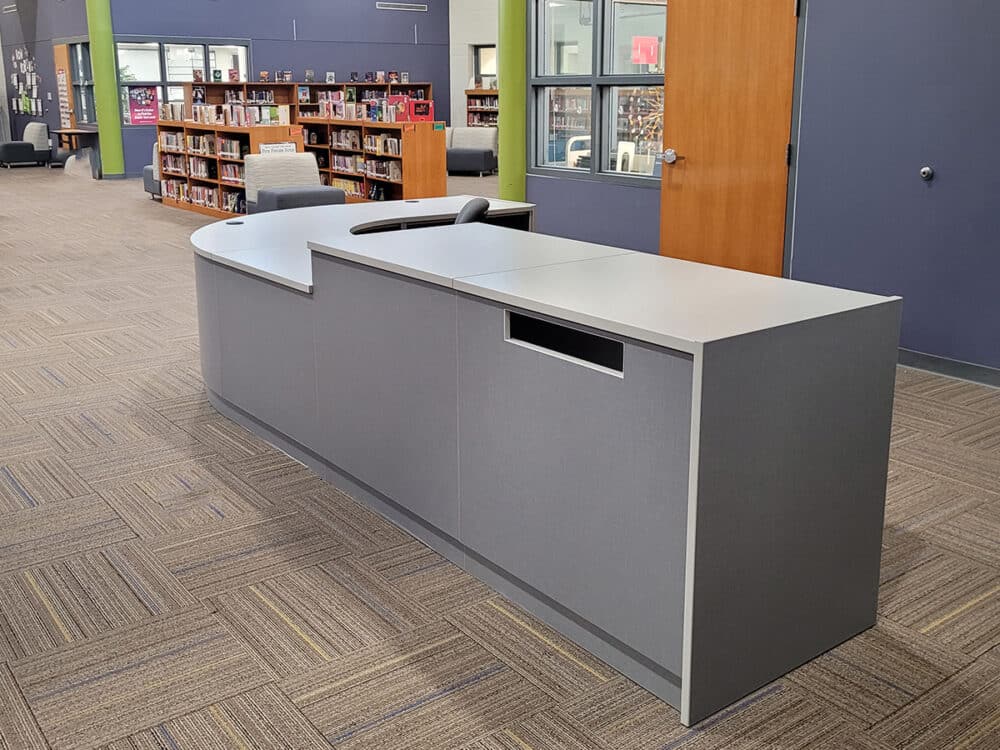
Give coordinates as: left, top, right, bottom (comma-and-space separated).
498, 0, 527, 201
85, 0, 125, 176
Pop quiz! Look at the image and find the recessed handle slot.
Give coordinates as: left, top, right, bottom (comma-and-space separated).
506, 311, 624, 375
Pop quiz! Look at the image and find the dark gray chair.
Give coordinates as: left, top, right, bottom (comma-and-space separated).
254, 186, 346, 213
0, 122, 51, 167
455, 198, 490, 224
143, 143, 161, 198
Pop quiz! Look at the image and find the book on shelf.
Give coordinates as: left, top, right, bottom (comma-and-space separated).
331, 128, 362, 150
192, 103, 291, 127
365, 158, 402, 182
159, 131, 184, 151
190, 184, 218, 208
161, 153, 186, 175
220, 163, 245, 184
185, 134, 216, 155
188, 156, 215, 179
159, 102, 185, 121
364, 132, 401, 156
162, 178, 188, 201
221, 191, 246, 213
328, 176, 365, 197
217, 136, 247, 159
332, 153, 365, 173
297, 86, 311, 104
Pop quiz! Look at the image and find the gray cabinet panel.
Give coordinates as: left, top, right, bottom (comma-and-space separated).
684, 301, 901, 724
457, 296, 692, 672
194, 256, 222, 394
215, 266, 320, 451
312, 254, 460, 537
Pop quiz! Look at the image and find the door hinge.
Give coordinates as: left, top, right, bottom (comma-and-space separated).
786, 143, 793, 166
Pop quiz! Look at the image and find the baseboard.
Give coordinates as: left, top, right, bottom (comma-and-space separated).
899, 349, 1000, 388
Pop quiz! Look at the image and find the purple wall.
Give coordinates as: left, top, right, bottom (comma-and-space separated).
789, 0, 1000, 370
1, 0, 89, 139
111, 0, 451, 176
526, 174, 661, 254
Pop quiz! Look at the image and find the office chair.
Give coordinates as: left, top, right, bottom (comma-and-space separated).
455, 197, 490, 224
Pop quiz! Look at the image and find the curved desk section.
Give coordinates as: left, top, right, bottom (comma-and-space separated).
192, 197, 902, 726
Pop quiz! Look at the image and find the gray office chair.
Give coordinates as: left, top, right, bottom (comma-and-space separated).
455, 198, 490, 224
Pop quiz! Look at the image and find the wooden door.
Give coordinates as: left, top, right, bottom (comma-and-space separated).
659, 0, 798, 276
52, 44, 77, 131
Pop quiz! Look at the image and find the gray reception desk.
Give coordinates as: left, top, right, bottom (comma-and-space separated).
191, 196, 902, 726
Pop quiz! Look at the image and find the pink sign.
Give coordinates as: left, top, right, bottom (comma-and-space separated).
128, 85, 159, 125
631, 36, 659, 66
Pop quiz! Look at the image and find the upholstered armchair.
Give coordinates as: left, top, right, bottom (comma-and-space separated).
0, 122, 52, 167
244, 152, 345, 213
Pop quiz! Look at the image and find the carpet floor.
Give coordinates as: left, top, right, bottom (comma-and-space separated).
0, 168, 998, 749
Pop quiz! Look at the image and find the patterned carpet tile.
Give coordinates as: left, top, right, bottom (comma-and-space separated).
0, 495, 134, 576
100, 684, 329, 750
922, 501, 1000, 570
281, 620, 552, 749
0, 663, 48, 750
557, 677, 681, 749
786, 617, 973, 726
0, 396, 26, 429
181, 416, 275, 462
0, 541, 196, 662
942, 414, 1000, 456
880, 529, 941, 586
884, 461, 991, 533
447, 597, 616, 703
61, 326, 163, 362
36, 401, 180, 454
63, 430, 217, 490
122, 362, 205, 402
102, 464, 274, 538
290, 483, 411, 556
461, 710, 606, 750
12, 608, 270, 750
893, 438, 1000, 497
0, 453, 93, 513
226, 453, 325, 500
3, 380, 144, 422
147, 392, 221, 425
891, 391, 983, 436
869, 654, 1000, 750
879, 550, 1000, 657
211, 557, 431, 678
149, 510, 350, 598
0, 423, 50, 464
364, 540, 495, 614
898, 376, 1000, 416
0, 359, 109, 403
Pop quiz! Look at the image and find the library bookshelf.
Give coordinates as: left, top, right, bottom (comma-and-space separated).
158, 81, 445, 216
465, 89, 499, 128
158, 121, 304, 218
298, 118, 446, 202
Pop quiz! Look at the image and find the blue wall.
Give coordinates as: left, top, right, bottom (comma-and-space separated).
1, 0, 89, 139
111, 0, 451, 176
789, 0, 1000, 370
526, 174, 660, 254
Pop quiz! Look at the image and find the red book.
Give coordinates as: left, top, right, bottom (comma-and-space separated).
407, 99, 434, 122
388, 95, 410, 122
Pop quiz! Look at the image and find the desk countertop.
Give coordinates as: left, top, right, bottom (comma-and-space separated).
191, 196, 898, 353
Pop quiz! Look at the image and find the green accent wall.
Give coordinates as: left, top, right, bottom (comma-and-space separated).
85, 0, 124, 176
498, 0, 527, 201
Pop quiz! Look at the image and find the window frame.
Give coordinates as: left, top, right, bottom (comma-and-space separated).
528, 0, 665, 187
113, 36, 252, 127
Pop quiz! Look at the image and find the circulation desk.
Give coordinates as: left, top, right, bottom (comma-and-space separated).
191, 196, 902, 725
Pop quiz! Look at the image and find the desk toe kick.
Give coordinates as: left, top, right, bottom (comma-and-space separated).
194, 250, 900, 727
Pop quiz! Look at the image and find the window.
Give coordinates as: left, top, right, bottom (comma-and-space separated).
115, 40, 250, 124
209, 45, 248, 82
70, 43, 96, 124
532, 0, 665, 180
474, 45, 497, 88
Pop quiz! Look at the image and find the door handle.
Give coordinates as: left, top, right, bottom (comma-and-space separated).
661, 148, 685, 165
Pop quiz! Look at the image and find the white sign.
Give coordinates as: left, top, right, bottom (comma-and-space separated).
259, 142, 297, 154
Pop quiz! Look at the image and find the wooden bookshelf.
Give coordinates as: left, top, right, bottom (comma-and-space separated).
300, 120, 445, 201
157, 80, 442, 214
465, 88, 499, 128
157, 120, 304, 216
